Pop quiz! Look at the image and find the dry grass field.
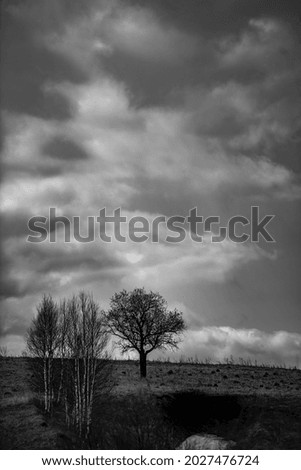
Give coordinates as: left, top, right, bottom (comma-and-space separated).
1, 357, 301, 449
0, 357, 58, 449
112, 359, 301, 396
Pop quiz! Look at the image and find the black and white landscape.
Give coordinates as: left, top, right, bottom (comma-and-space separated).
0, 0, 301, 450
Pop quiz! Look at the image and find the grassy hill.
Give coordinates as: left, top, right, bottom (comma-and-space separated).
1, 357, 300, 449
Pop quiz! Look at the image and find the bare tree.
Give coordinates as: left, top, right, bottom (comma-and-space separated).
26, 291, 111, 441
26, 294, 60, 412
65, 292, 109, 438
105, 288, 186, 378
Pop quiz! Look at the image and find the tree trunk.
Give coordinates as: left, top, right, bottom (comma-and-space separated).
139, 350, 147, 378
57, 356, 64, 404
43, 358, 48, 412
48, 357, 51, 413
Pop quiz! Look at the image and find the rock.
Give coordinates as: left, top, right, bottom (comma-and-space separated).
176, 434, 235, 450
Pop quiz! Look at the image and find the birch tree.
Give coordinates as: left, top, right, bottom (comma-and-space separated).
26, 294, 60, 412
65, 292, 109, 438
57, 299, 69, 414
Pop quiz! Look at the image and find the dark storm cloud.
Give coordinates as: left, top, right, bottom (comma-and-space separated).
132, 0, 301, 38
2, 159, 73, 179
103, 1, 301, 137
19, 242, 126, 275
43, 136, 90, 161
0, 295, 46, 342
0, 211, 32, 242
0, 277, 24, 301
0, 3, 85, 120
0, 315, 28, 338
0, 212, 27, 300
0, 222, 127, 301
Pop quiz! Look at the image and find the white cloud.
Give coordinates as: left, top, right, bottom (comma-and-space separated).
43, 8, 112, 71
169, 327, 301, 368
43, 2, 197, 70
3, 65, 300, 224
50, 77, 301, 201
219, 18, 293, 71
112, 226, 273, 289
103, 5, 198, 63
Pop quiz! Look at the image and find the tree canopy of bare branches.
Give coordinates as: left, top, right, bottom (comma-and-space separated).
26, 294, 60, 412
64, 292, 109, 438
105, 288, 186, 377
26, 291, 109, 440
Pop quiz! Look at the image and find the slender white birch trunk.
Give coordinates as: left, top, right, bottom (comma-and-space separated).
43, 358, 47, 412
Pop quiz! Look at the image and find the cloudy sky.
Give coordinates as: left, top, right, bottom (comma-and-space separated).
1, 0, 301, 365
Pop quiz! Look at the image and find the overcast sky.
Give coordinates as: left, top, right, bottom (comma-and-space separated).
1, 0, 301, 365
